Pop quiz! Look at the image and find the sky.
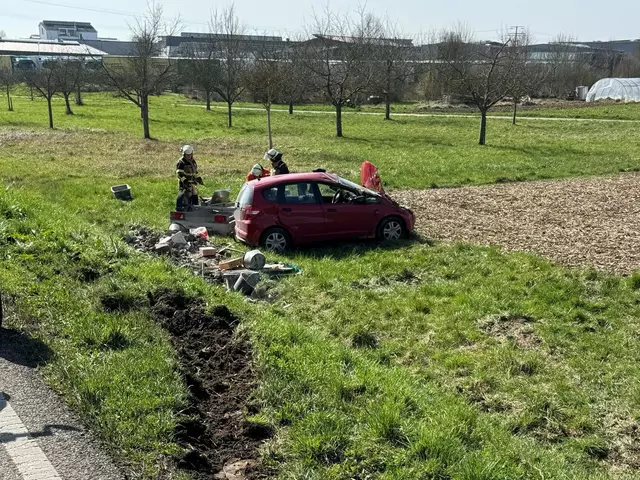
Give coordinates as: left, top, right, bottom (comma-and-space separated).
1, 0, 639, 43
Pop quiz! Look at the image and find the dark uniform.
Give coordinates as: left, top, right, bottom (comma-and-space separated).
176, 156, 201, 211
271, 157, 290, 175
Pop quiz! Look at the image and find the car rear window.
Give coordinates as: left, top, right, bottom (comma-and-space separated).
236, 184, 254, 207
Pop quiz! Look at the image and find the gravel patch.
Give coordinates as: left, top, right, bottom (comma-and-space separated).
393, 173, 640, 274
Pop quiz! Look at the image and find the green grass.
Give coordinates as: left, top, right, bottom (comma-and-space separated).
2, 91, 640, 478
514, 102, 640, 120
2, 92, 640, 192
179, 93, 640, 120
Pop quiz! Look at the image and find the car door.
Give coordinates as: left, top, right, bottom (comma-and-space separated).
276, 182, 326, 243
315, 182, 380, 238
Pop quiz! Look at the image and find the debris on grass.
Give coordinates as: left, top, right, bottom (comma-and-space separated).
124, 225, 300, 296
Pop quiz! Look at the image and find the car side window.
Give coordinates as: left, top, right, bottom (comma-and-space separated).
316, 183, 339, 204
261, 186, 278, 203
282, 183, 318, 204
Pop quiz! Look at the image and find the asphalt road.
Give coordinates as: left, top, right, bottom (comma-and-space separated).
0, 327, 124, 480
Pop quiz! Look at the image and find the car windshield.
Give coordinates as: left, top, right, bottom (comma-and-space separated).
338, 177, 379, 196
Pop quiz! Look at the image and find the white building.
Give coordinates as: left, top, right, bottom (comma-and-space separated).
38, 21, 98, 41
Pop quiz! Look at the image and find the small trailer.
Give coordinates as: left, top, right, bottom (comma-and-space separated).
169, 198, 236, 236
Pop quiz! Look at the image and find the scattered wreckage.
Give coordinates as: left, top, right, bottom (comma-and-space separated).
124, 225, 299, 299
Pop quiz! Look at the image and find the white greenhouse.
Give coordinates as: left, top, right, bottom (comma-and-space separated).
586, 78, 640, 103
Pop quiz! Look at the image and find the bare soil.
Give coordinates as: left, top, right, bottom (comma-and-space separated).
477, 313, 540, 349
393, 173, 640, 274
148, 289, 269, 479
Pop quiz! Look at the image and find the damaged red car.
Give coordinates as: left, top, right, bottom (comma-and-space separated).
234, 172, 414, 252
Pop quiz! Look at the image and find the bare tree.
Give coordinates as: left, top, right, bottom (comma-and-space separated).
209, 5, 249, 128
101, 3, 179, 139
246, 36, 288, 148
374, 19, 415, 120
614, 45, 640, 77
181, 37, 221, 111
74, 62, 90, 106
22, 65, 59, 129
280, 36, 311, 115
508, 30, 548, 124
434, 26, 518, 145
54, 59, 85, 115
545, 35, 593, 99
0, 66, 15, 111
302, 7, 380, 137
590, 41, 623, 79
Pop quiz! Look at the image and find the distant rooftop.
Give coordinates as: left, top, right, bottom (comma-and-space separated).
40, 20, 97, 33
0, 38, 105, 56
179, 32, 284, 42
312, 34, 413, 47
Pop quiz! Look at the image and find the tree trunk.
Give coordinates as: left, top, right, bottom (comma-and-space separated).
227, 101, 233, 128
288, 101, 293, 115
75, 85, 83, 106
479, 109, 487, 145
512, 98, 518, 125
47, 96, 54, 129
205, 91, 211, 111
141, 95, 151, 139
266, 104, 273, 149
384, 91, 391, 120
6, 85, 12, 112
384, 71, 392, 120
335, 103, 343, 137
63, 92, 74, 115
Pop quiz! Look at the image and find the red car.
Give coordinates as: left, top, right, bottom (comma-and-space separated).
234, 172, 415, 252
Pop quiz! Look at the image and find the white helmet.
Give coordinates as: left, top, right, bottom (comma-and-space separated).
264, 148, 280, 161
251, 164, 264, 177
181, 145, 194, 155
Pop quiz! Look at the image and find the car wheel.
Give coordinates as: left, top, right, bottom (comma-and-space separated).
377, 217, 406, 242
261, 227, 291, 253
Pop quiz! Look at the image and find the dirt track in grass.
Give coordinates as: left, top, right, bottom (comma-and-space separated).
148, 289, 269, 479
393, 173, 640, 274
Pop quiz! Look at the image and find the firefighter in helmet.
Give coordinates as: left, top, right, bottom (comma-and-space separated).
176, 145, 203, 211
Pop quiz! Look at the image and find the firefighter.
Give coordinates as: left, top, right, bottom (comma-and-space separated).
176, 145, 203, 211
264, 148, 289, 175
246, 163, 270, 182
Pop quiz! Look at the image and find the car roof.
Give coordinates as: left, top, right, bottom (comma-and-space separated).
249, 172, 340, 188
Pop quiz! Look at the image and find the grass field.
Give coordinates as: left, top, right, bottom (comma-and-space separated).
3, 93, 640, 192
2, 91, 640, 478
179, 94, 640, 120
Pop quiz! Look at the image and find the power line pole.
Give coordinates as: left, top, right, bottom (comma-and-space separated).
510, 26, 525, 46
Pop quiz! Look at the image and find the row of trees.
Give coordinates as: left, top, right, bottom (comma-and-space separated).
0, 58, 88, 128
4, 3, 639, 145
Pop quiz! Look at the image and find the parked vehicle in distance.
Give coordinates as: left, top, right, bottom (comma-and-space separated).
234, 172, 415, 252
